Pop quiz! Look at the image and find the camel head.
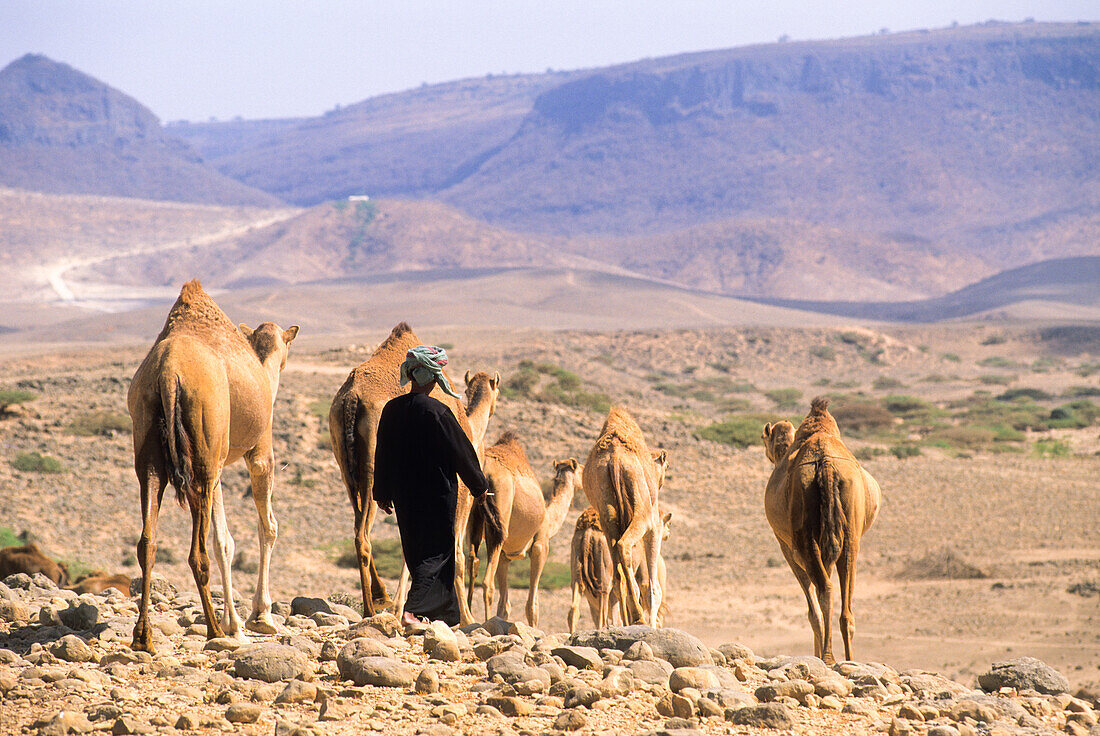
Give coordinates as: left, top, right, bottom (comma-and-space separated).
464, 370, 501, 418
761, 420, 795, 464
659, 509, 672, 541
552, 457, 581, 500
239, 322, 299, 371
651, 449, 669, 489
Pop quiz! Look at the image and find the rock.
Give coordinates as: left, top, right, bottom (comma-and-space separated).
329, 603, 361, 623
485, 695, 534, 716
225, 703, 262, 724
813, 675, 853, 698
554, 709, 587, 730
274, 680, 317, 704
482, 616, 511, 636
552, 645, 604, 670
0, 599, 30, 623
416, 666, 440, 694
50, 635, 94, 663
897, 703, 924, 721
630, 658, 674, 685
670, 667, 721, 693
599, 666, 634, 697
336, 637, 396, 681
623, 640, 655, 661
977, 656, 1070, 695
697, 698, 723, 718
889, 717, 913, 736
173, 714, 199, 730
233, 644, 311, 683
318, 696, 347, 721
703, 689, 754, 709
274, 719, 314, 736
318, 641, 339, 662
486, 651, 551, 687
926, 727, 959, 736
39, 606, 62, 627
128, 575, 176, 598
310, 612, 348, 627
202, 637, 241, 653
656, 693, 695, 719
424, 621, 461, 662
819, 695, 843, 710
357, 612, 402, 637
110, 716, 150, 735
726, 703, 795, 729
4, 573, 33, 589
540, 660, 565, 684
59, 602, 100, 630
569, 626, 711, 667
755, 679, 815, 703
564, 686, 602, 709
338, 655, 414, 687
900, 671, 972, 697
717, 643, 754, 662
35, 710, 94, 735
948, 700, 997, 723
290, 596, 332, 617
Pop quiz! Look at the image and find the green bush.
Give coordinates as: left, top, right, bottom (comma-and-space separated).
977, 374, 1015, 385
882, 395, 931, 416
697, 414, 785, 448
995, 388, 1052, 402
69, 411, 131, 436
837, 331, 868, 346
1047, 400, 1100, 429
810, 345, 836, 361
830, 400, 894, 435
0, 389, 36, 412
501, 361, 609, 414
1033, 439, 1070, 457
977, 356, 1017, 369
765, 388, 802, 409
1064, 385, 1100, 398
12, 451, 63, 473
872, 377, 905, 390
0, 526, 20, 547
942, 353, 961, 362
890, 445, 922, 459
308, 399, 331, 418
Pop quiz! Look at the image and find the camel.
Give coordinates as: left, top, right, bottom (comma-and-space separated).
128, 279, 298, 652
328, 322, 499, 620
582, 407, 669, 627
761, 397, 881, 664
466, 443, 577, 626
0, 544, 70, 586
567, 506, 672, 633
71, 572, 131, 597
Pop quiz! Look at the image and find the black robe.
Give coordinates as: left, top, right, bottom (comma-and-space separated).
373, 392, 488, 625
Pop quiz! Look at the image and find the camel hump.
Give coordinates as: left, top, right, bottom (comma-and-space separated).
595, 406, 650, 457
576, 507, 602, 532
487, 432, 535, 477
390, 321, 412, 338
179, 278, 205, 302
810, 396, 830, 414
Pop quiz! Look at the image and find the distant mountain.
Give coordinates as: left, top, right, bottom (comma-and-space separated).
0, 54, 279, 206
173, 22, 1100, 299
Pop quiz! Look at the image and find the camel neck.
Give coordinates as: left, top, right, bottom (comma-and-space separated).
543, 474, 575, 538
465, 393, 494, 453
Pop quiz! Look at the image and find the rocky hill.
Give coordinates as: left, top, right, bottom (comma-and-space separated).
0, 55, 279, 206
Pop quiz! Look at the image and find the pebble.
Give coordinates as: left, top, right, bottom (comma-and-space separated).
726, 703, 795, 729
225, 702, 262, 723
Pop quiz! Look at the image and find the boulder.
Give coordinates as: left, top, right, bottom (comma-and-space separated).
564, 686, 602, 709
225, 703, 262, 724
274, 680, 317, 705
726, 703, 794, 729
290, 597, 332, 617
58, 602, 100, 630
486, 651, 550, 687
655, 692, 695, 719
50, 635, 94, 663
485, 695, 534, 717
717, 643, 754, 662
338, 655, 414, 688
755, 679, 814, 704
553, 709, 587, 731
599, 666, 634, 697
552, 645, 603, 670
629, 659, 673, 685
977, 657, 1070, 695
424, 621, 461, 662
415, 666, 440, 694
670, 667, 720, 693
568, 626, 710, 667
233, 644, 311, 683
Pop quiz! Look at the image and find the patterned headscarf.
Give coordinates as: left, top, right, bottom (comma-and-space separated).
400, 345, 461, 398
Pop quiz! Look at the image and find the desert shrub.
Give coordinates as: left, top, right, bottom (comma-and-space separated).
696, 414, 782, 448
980, 335, 1006, 345
0, 526, 20, 547
810, 345, 836, 361
326, 591, 362, 615
12, 451, 63, 473
1047, 400, 1100, 429
332, 200, 348, 212
898, 549, 985, 580
437, 342, 454, 351
829, 401, 894, 435
941, 353, 961, 362
0, 389, 36, 413
308, 399, 331, 418
872, 377, 905, 390
1033, 439, 1070, 457
764, 388, 802, 409
69, 411, 131, 436
882, 395, 931, 416
1064, 385, 1100, 398
977, 374, 1015, 385
717, 397, 752, 412
853, 446, 886, 461
1030, 357, 1062, 372
502, 364, 539, 398
920, 373, 954, 383
995, 387, 1052, 402
977, 356, 1017, 369
1075, 362, 1100, 377
890, 445, 921, 459
837, 331, 868, 346
926, 425, 1011, 449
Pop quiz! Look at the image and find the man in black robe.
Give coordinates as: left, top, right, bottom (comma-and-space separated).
373, 345, 489, 626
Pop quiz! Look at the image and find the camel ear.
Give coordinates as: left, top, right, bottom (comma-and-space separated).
762, 422, 772, 439
283, 325, 299, 344
567, 457, 578, 471
655, 449, 668, 467
492, 371, 501, 388
663, 511, 673, 526
239, 323, 254, 337
464, 370, 472, 386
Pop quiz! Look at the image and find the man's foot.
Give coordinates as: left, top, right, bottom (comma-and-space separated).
401, 611, 420, 627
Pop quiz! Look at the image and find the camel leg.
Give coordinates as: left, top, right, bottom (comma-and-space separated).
779, 542, 825, 660
363, 498, 390, 609
495, 557, 511, 621
527, 540, 548, 627
482, 543, 501, 622
190, 487, 225, 641
836, 539, 859, 662
452, 498, 475, 625
807, 552, 836, 666
640, 528, 663, 628
132, 462, 166, 653
351, 503, 375, 616
394, 563, 409, 618
244, 447, 279, 634
568, 581, 583, 634
466, 540, 479, 616
210, 478, 244, 637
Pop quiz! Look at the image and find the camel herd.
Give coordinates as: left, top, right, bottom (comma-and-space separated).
6, 280, 882, 665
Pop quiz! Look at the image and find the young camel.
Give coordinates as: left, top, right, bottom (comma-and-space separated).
567, 506, 672, 633
582, 407, 669, 628
328, 322, 498, 620
466, 443, 577, 626
129, 280, 298, 651
761, 397, 881, 664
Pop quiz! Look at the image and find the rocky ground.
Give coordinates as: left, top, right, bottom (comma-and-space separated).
1, 571, 1098, 736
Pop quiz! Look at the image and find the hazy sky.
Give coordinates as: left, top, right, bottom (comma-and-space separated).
2, 1, 1097, 122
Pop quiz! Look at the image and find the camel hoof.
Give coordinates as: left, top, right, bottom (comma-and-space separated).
245, 616, 279, 635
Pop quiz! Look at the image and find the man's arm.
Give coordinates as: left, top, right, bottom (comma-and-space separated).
372, 403, 395, 513
437, 409, 489, 496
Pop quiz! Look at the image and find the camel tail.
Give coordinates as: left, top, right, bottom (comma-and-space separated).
813, 456, 844, 567
608, 447, 634, 524
341, 392, 362, 513
580, 532, 611, 597
159, 377, 194, 508
473, 492, 505, 552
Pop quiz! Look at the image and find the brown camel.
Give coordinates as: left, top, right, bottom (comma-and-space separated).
761, 397, 881, 664
582, 407, 669, 627
567, 506, 672, 633
128, 280, 298, 651
328, 323, 499, 620
467, 443, 577, 626
0, 544, 70, 586
71, 572, 131, 597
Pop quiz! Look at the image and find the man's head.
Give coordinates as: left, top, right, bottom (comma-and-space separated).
400, 344, 461, 398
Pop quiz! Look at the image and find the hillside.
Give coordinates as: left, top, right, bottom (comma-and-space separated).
0, 55, 279, 206
172, 22, 1100, 300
